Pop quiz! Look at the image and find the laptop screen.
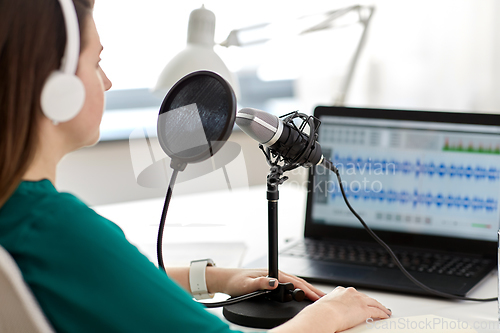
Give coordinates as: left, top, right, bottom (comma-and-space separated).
310, 107, 500, 243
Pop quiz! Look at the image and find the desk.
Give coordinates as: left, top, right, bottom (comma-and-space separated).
94, 185, 498, 332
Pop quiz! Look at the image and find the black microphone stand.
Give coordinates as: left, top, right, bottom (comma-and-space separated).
222, 146, 313, 329
266, 164, 285, 280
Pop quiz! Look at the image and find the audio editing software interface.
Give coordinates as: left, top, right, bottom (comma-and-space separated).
312, 115, 500, 242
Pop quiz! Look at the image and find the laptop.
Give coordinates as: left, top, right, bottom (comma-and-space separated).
248, 105, 498, 297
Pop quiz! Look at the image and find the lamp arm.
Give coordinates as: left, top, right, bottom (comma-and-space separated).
298, 5, 363, 35
334, 6, 375, 106
220, 23, 271, 47
220, 5, 373, 48
218, 5, 376, 106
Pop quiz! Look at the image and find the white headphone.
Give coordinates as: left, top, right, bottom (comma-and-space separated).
40, 0, 85, 124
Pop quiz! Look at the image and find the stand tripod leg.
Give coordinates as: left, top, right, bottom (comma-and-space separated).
222, 294, 312, 329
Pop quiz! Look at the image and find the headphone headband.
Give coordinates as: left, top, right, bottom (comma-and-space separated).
40, 0, 85, 123
57, 0, 80, 74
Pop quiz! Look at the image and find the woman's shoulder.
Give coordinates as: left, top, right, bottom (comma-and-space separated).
0, 179, 124, 249
3, 179, 99, 223
4, 179, 84, 207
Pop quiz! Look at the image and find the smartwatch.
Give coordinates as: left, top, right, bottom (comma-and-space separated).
189, 258, 216, 300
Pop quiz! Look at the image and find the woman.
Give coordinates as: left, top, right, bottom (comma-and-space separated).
0, 0, 391, 332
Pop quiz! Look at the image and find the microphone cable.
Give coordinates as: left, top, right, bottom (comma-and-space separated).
322, 159, 497, 302
156, 170, 275, 308
201, 290, 272, 309
157, 169, 179, 272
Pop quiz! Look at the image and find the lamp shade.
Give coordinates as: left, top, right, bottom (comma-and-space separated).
153, 6, 239, 97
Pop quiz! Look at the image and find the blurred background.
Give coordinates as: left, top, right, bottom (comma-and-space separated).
56, 0, 500, 206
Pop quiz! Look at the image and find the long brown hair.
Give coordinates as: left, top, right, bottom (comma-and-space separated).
0, 0, 93, 207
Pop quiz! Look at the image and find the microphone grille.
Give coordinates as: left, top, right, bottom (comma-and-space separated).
236, 108, 278, 144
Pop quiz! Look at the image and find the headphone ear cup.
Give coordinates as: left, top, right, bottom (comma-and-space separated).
41, 71, 85, 123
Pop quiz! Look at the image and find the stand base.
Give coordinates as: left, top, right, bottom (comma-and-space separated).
222, 294, 313, 329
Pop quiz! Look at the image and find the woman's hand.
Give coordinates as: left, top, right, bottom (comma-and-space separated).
206, 268, 326, 301
271, 286, 392, 333
205, 268, 391, 333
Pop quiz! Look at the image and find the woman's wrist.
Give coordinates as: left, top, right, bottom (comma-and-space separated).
205, 266, 227, 294
166, 266, 229, 295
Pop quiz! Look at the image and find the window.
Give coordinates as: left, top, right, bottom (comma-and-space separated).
96, 1, 500, 141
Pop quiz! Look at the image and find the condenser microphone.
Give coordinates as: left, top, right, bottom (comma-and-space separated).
236, 107, 324, 167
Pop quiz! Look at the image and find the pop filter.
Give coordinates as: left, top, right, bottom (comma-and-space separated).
157, 70, 236, 170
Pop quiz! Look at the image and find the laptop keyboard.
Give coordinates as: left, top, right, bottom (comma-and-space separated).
281, 240, 492, 278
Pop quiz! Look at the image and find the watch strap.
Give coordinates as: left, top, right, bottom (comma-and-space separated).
189, 258, 215, 300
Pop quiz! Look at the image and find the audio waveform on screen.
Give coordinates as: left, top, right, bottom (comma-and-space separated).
328, 186, 497, 212
333, 155, 500, 181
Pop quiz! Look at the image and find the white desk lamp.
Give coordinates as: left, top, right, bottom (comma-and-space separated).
153, 6, 238, 97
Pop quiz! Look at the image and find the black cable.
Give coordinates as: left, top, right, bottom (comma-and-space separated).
157, 169, 274, 308
157, 169, 179, 272
201, 290, 272, 308
322, 159, 496, 302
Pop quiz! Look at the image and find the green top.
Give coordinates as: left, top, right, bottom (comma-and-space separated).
0, 180, 241, 333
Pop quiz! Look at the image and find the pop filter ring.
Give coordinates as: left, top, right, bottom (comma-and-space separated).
157, 70, 237, 167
